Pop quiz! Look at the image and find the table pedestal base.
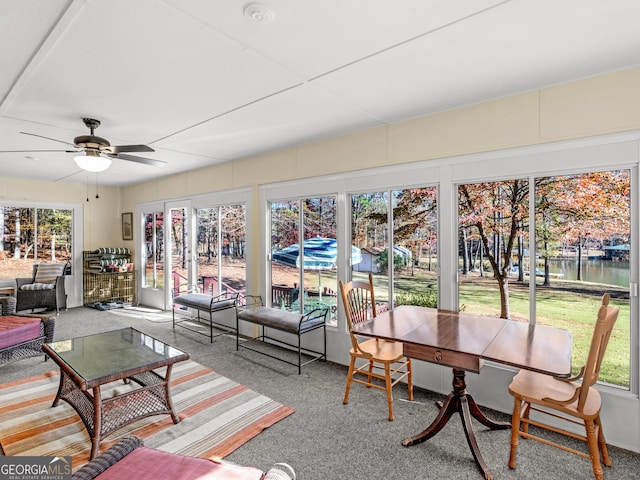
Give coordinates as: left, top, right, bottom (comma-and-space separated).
401, 368, 510, 480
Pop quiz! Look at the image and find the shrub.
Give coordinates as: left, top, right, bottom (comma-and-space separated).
395, 291, 437, 308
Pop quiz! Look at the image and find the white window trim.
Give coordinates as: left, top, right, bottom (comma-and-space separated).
260, 132, 640, 396
0, 200, 83, 308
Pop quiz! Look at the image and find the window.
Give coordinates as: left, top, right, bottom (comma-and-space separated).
270, 196, 338, 324
458, 170, 630, 388
351, 191, 390, 303
0, 206, 73, 280
534, 171, 630, 387
196, 204, 246, 297
170, 207, 188, 295
143, 211, 164, 289
458, 179, 530, 319
350, 187, 438, 309
392, 188, 438, 308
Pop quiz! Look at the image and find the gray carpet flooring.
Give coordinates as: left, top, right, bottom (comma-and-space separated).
1, 306, 639, 479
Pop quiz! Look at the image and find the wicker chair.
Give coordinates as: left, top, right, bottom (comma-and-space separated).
71, 435, 296, 480
15, 263, 67, 314
0, 296, 55, 366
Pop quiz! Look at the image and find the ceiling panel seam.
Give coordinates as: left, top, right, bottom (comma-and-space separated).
307, 0, 513, 83
0, 0, 86, 116
148, 82, 304, 145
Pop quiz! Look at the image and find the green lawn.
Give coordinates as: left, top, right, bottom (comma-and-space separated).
383, 269, 630, 388
459, 278, 629, 387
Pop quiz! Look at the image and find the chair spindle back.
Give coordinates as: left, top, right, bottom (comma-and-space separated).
339, 274, 377, 351
576, 293, 619, 411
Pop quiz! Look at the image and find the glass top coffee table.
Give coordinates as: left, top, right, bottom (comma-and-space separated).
42, 328, 189, 459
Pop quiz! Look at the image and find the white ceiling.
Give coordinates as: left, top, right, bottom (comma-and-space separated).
1, 0, 639, 187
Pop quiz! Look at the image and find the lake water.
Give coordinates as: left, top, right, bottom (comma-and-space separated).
547, 259, 629, 288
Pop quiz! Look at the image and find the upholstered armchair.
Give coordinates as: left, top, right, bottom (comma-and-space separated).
15, 263, 67, 314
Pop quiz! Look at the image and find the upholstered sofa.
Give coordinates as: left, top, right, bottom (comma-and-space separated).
15, 263, 67, 314
71, 436, 296, 480
0, 296, 55, 366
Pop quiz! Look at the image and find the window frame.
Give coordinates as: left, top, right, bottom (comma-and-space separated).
260, 133, 639, 396
191, 188, 252, 299
0, 199, 83, 308
194, 203, 247, 298
448, 140, 638, 395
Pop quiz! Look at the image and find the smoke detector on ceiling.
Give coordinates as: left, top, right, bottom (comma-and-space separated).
243, 4, 275, 24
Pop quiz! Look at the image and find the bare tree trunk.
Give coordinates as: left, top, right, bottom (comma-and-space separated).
577, 237, 583, 281
13, 208, 21, 259
517, 233, 524, 282
498, 275, 510, 318
460, 229, 469, 274
542, 239, 550, 286
182, 212, 188, 270
0, 209, 4, 254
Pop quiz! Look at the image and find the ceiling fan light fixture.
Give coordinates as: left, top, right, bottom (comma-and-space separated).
74, 151, 111, 172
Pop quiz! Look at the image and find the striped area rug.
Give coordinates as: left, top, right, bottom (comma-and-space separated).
0, 361, 294, 470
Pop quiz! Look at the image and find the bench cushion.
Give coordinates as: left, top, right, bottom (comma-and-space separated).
238, 306, 325, 334
94, 447, 263, 480
174, 294, 236, 312
0, 316, 42, 349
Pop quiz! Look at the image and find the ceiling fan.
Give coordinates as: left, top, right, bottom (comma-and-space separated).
4, 117, 166, 172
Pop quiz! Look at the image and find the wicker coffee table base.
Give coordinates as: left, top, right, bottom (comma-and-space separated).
53, 365, 179, 459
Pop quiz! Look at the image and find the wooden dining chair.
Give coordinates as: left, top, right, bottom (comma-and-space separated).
338, 273, 413, 421
508, 293, 620, 480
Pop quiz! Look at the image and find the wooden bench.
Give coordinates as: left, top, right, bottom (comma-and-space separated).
172, 292, 238, 342
236, 296, 327, 374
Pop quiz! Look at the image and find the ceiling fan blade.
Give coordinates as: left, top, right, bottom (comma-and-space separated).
0, 149, 76, 153
21, 131, 76, 148
105, 144, 155, 154
107, 152, 167, 167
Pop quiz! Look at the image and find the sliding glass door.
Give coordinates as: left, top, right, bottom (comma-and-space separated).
138, 200, 192, 309
169, 203, 192, 297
